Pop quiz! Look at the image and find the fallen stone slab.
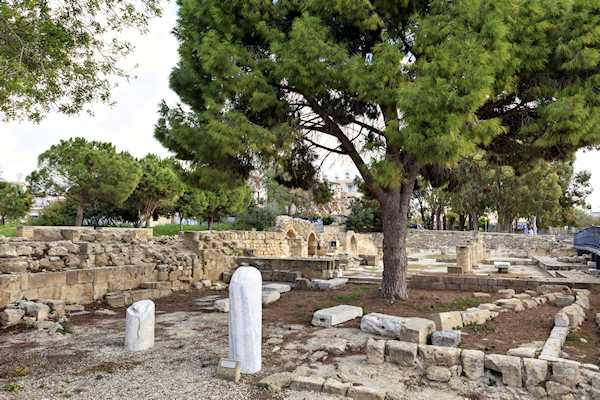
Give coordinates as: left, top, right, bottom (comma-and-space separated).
262, 282, 292, 293
0, 308, 24, 326
552, 294, 575, 307
473, 292, 491, 298
312, 305, 363, 328
290, 375, 325, 392
347, 385, 386, 400
312, 278, 348, 290
322, 379, 351, 396
507, 346, 538, 358
495, 298, 524, 312
361, 313, 434, 344
478, 303, 501, 311
431, 330, 461, 347
536, 284, 571, 295
262, 289, 281, 305
366, 338, 385, 364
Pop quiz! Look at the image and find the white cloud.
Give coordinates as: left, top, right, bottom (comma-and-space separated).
0, 3, 598, 213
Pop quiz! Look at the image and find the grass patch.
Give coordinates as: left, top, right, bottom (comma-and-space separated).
565, 333, 588, 346
152, 223, 236, 236
11, 367, 29, 378
3, 382, 22, 393
464, 322, 497, 334
428, 297, 483, 313
333, 285, 371, 303
0, 223, 17, 237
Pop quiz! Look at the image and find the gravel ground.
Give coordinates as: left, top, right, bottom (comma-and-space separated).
0, 292, 535, 400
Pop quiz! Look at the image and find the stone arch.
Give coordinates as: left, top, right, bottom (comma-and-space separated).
307, 232, 318, 257
350, 235, 358, 254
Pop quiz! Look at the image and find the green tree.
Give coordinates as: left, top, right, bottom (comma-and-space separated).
202, 186, 252, 230
171, 187, 209, 230
1, 0, 161, 121
345, 198, 382, 233
0, 183, 33, 224
157, 1, 600, 300
127, 155, 184, 227
28, 138, 141, 226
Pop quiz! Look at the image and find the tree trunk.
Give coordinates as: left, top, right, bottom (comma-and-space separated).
1, 216, 4, 225
75, 205, 84, 226
207, 216, 214, 230
380, 170, 418, 301
458, 214, 466, 231
144, 214, 152, 228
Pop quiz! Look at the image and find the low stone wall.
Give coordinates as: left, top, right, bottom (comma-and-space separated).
409, 274, 600, 292
17, 226, 153, 241
236, 256, 338, 279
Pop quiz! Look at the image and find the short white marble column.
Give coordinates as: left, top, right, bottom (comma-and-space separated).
229, 266, 262, 374
125, 300, 155, 351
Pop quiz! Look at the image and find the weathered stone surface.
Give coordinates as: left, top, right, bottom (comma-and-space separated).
484, 354, 523, 387
360, 313, 434, 344
216, 358, 240, 383
312, 305, 363, 328
473, 292, 491, 298
366, 338, 385, 364
289, 375, 325, 392
322, 379, 351, 396
546, 381, 572, 397
513, 293, 531, 300
521, 299, 538, 309
561, 304, 586, 329
552, 294, 575, 307
258, 372, 295, 392
430, 311, 463, 331
507, 347, 539, 358
552, 361, 581, 388
312, 278, 348, 290
0, 308, 24, 326
262, 282, 291, 294
385, 340, 418, 367
497, 289, 515, 298
418, 345, 461, 367
262, 289, 280, 305
214, 298, 229, 313
495, 298, 524, 312
478, 303, 500, 311
431, 330, 461, 347
536, 284, 571, 295
540, 326, 569, 360
554, 312, 570, 328
426, 366, 451, 382
523, 358, 548, 387
461, 349, 485, 380
461, 309, 491, 326
23, 302, 50, 321
347, 385, 386, 400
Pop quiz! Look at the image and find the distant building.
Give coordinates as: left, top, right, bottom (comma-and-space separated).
328, 172, 362, 216
29, 195, 64, 219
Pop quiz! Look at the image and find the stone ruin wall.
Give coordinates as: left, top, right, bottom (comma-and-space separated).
0, 225, 577, 308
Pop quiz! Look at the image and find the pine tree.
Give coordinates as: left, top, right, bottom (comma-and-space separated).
156, 0, 600, 300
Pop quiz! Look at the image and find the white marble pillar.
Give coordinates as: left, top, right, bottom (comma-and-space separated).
125, 300, 155, 351
228, 266, 262, 373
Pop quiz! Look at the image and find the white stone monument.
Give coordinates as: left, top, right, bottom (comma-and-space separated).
229, 266, 262, 374
125, 300, 155, 351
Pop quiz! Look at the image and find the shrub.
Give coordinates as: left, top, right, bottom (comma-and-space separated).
234, 207, 277, 231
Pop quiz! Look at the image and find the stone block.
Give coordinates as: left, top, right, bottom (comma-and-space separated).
461, 309, 491, 326
523, 358, 548, 387
536, 284, 571, 295
431, 330, 461, 347
262, 289, 280, 305
385, 340, 418, 367
362, 313, 434, 343
289, 375, 325, 392
312, 305, 363, 328
347, 385, 386, 400
0, 244, 17, 257
430, 311, 463, 331
507, 347, 538, 358
215, 298, 230, 313
258, 372, 294, 392
426, 366, 451, 382
462, 349, 485, 380
322, 379, 350, 396
418, 345, 461, 367
497, 288, 515, 298
312, 278, 348, 290
545, 381, 572, 397
561, 304, 585, 329
216, 359, 240, 383
366, 338, 385, 365
552, 294, 575, 307
23, 302, 50, 321
484, 354, 523, 387
262, 282, 292, 294
495, 298, 524, 312
552, 361, 581, 388
0, 308, 24, 326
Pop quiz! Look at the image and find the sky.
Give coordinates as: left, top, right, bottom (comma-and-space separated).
1, 4, 599, 212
